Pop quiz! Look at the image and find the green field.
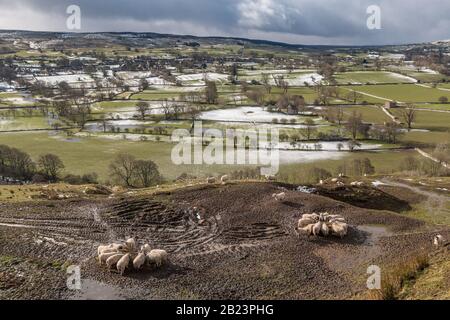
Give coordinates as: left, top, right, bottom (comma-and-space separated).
400, 130, 450, 145
391, 109, 450, 130
335, 71, 416, 84
345, 84, 449, 103
343, 106, 391, 124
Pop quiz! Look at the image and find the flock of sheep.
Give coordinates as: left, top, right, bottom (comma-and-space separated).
271, 191, 349, 238
296, 212, 349, 238
97, 238, 168, 275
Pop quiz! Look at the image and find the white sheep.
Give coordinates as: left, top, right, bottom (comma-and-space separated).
336, 181, 345, 187
298, 223, 314, 236
433, 235, 444, 247
298, 217, 316, 229
98, 251, 120, 265
272, 192, 286, 201
206, 177, 216, 184
220, 175, 229, 185
321, 222, 330, 236
117, 253, 130, 275
302, 213, 320, 221
141, 244, 152, 254
331, 222, 348, 238
125, 238, 136, 253
319, 180, 324, 185
98, 243, 126, 255
327, 214, 344, 220
106, 253, 124, 269
147, 249, 168, 268
133, 252, 146, 270
329, 217, 346, 224
312, 221, 323, 236
331, 178, 339, 183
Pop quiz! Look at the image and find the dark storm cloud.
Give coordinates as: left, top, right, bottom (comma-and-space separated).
0, 0, 449, 45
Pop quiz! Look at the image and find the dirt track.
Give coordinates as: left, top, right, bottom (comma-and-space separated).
0, 182, 448, 300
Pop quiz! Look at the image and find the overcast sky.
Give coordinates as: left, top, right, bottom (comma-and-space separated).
0, 0, 449, 45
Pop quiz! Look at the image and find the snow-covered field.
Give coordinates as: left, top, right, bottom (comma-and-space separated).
200, 107, 305, 123
35, 74, 94, 86
389, 72, 417, 83
176, 73, 228, 85
284, 73, 324, 86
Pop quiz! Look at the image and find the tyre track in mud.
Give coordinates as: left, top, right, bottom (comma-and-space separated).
101, 198, 289, 257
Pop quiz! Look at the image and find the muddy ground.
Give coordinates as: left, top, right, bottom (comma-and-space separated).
0, 182, 448, 300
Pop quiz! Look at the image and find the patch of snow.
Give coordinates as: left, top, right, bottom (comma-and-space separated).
372, 180, 386, 187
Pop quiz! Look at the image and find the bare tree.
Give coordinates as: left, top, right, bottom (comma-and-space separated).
301, 118, 316, 140
186, 105, 202, 131
109, 153, 137, 187
261, 73, 272, 94
205, 81, 218, 104
345, 111, 363, 140
133, 160, 161, 188
136, 101, 150, 120
38, 154, 65, 181
401, 104, 417, 131
346, 90, 363, 104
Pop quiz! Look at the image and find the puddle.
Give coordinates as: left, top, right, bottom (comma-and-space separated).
70, 279, 125, 300
358, 225, 392, 246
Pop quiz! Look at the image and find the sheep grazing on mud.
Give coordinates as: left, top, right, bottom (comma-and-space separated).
330, 222, 348, 238
302, 213, 320, 221
298, 217, 316, 229
206, 177, 216, 184
147, 249, 168, 268
272, 192, 286, 201
133, 252, 146, 270
296, 212, 349, 239
220, 175, 229, 185
99, 251, 120, 265
321, 222, 330, 236
117, 253, 131, 275
433, 235, 445, 247
98, 239, 169, 275
98, 243, 124, 256
106, 253, 125, 270
312, 222, 323, 236
298, 223, 314, 236
141, 244, 152, 254
125, 238, 136, 253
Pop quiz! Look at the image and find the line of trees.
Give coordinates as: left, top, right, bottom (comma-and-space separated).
0, 144, 97, 184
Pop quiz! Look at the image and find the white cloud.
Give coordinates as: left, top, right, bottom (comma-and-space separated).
238, 0, 279, 28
